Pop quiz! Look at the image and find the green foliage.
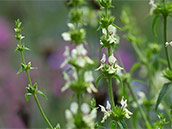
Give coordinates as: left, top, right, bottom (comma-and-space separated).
153, 113, 168, 129
163, 68, 172, 81
155, 82, 171, 110
97, 0, 114, 9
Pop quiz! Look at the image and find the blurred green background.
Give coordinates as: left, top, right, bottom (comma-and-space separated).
0, 0, 172, 128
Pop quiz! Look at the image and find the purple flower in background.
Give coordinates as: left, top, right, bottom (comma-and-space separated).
0, 17, 13, 49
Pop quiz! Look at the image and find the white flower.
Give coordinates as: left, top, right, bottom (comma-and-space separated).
61, 72, 71, 92
65, 109, 73, 120
70, 102, 78, 114
81, 103, 90, 114
76, 44, 87, 56
84, 71, 97, 93
84, 71, 94, 82
107, 54, 117, 74
108, 65, 116, 74
83, 108, 97, 129
165, 41, 172, 47
149, 0, 157, 15
108, 54, 117, 65
95, 54, 106, 71
62, 32, 71, 41
102, 25, 117, 44
67, 23, 75, 30
61, 46, 70, 68
121, 97, 132, 119
99, 101, 112, 123
71, 44, 94, 67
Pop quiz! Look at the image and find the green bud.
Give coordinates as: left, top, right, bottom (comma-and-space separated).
69, 8, 83, 24
97, 0, 113, 9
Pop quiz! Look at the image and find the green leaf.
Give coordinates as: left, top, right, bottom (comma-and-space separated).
110, 121, 116, 129
155, 82, 171, 110
36, 90, 48, 100
120, 120, 128, 129
152, 15, 159, 36
24, 46, 30, 51
98, 46, 104, 52
54, 123, 61, 129
17, 67, 23, 75
25, 93, 32, 101
96, 74, 104, 88
112, 24, 121, 30
129, 62, 141, 76
113, 74, 123, 87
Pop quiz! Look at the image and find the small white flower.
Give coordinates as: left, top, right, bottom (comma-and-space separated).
95, 54, 106, 71
61, 46, 70, 68
120, 97, 132, 119
85, 56, 94, 64
21, 35, 25, 40
61, 72, 71, 92
102, 25, 117, 44
85, 71, 97, 93
84, 71, 94, 82
81, 103, 90, 114
65, 109, 73, 120
165, 41, 172, 47
76, 44, 87, 56
149, 0, 157, 15
62, 32, 71, 41
124, 108, 133, 119
108, 65, 116, 74
99, 101, 112, 123
67, 23, 75, 30
108, 54, 117, 65
63, 46, 70, 57
70, 102, 78, 114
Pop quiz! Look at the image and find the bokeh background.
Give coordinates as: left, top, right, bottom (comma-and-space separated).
0, 0, 172, 128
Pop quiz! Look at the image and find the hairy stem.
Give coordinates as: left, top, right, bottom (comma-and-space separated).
108, 78, 115, 111
163, 15, 171, 70
33, 94, 53, 129
19, 49, 53, 129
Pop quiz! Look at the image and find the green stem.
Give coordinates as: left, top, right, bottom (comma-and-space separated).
33, 94, 53, 129
108, 78, 115, 111
19, 49, 53, 129
126, 82, 152, 129
163, 15, 171, 70
77, 94, 81, 113
116, 50, 152, 128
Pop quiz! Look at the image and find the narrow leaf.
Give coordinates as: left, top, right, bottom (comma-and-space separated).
96, 75, 104, 88
36, 90, 48, 100
152, 15, 159, 36
110, 121, 116, 129
112, 24, 121, 30
24, 46, 31, 51
130, 62, 141, 75
98, 46, 104, 52
114, 74, 123, 87
155, 82, 171, 110
120, 120, 128, 129
17, 67, 23, 75
25, 93, 32, 101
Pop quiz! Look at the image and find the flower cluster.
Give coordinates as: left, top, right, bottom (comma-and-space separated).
61, 69, 97, 94
65, 102, 97, 129
61, 44, 93, 68
62, 23, 86, 45
99, 97, 132, 123
100, 25, 119, 46
96, 53, 123, 75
